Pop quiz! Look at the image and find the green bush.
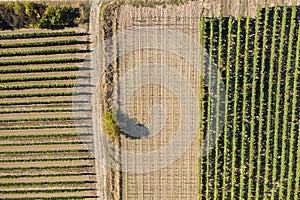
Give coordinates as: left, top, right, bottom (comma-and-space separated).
102, 111, 120, 141
37, 6, 79, 29
0, 2, 88, 30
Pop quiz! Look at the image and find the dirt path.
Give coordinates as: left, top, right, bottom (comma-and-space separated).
88, 0, 107, 199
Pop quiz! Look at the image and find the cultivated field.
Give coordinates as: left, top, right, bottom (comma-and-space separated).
0, 27, 98, 199
200, 5, 300, 200
100, 1, 300, 200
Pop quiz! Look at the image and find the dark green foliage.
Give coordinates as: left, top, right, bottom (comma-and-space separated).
0, 2, 44, 29
0, 2, 89, 30
37, 6, 80, 29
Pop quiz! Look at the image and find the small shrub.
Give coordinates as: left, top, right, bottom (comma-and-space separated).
37, 6, 79, 29
102, 111, 120, 141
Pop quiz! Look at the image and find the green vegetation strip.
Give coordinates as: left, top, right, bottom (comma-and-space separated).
271, 6, 288, 200
0, 66, 79, 74
205, 17, 214, 200
0, 48, 80, 57
0, 58, 83, 66
262, 5, 279, 196
0, 165, 93, 171
0, 172, 94, 179
0, 39, 79, 48
0, 92, 76, 98
0, 188, 95, 194
0, 109, 90, 114
230, 15, 242, 200
0, 149, 87, 155
221, 16, 233, 200
239, 16, 250, 200
0, 181, 95, 187
198, 16, 205, 199
0, 133, 80, 139
0, 84, 77, 90
254, 5, 269, 198
0, 31, 79, 39
295, 120, 300, 200
247, 7, 261, 200
0, 141, 83, 146
279, 5, 297, 199
287, 12, 300, 200
0, 157, 94, 163
0, 100, 82, 106
0, 125, 77, 130
0, 117, 86, 122
213, 14, 223, 200
0, 75, 77, 83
